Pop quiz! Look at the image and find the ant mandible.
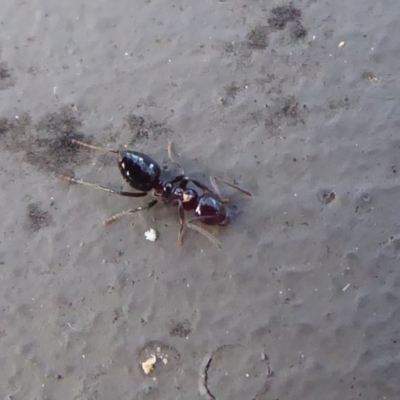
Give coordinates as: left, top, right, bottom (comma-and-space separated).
59, 139, 252, 248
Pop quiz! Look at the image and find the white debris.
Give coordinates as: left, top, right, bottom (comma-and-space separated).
144, 228, 157, 242
342, 283, 350, 292
142, 355, 156, 375
338, 41, 346, 48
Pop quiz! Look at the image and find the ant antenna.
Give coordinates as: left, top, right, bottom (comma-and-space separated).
211, 176, 253, 197
71, 139, 119, 154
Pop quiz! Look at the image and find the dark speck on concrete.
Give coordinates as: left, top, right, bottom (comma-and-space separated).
125, 113, 172, 145
25, 106, 90, 174
27, 202, 54, 232
268, 5, 302, 30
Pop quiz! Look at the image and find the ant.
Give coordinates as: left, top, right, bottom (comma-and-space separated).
58, 139, 252, 248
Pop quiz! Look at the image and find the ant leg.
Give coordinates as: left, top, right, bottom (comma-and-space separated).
185, 216, 222, 249
167, 141, 185, 174
177, 203, 221, 248
71, 139, 119, 154
104, 200, 158, 225
209, 176, 223, 199
169, 174, 185, 185
186, 178, 213, 193
178, 177, 190, 189
58, 175, 148, 198
210, 176, 253, 197
180, 176, 252, 199
177, 201, 186, 246
207, 177, 229, 203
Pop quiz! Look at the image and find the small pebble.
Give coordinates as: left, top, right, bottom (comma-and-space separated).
144, 228, 157, 242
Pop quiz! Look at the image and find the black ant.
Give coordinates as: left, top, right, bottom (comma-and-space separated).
58, 139, 252, 248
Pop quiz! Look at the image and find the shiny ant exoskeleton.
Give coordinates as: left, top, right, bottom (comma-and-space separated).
59, 139, 252, 248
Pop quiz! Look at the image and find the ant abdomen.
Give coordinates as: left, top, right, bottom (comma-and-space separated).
118, 151, 161, 192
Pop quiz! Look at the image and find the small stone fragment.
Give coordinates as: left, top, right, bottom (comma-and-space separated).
142, 355, 157, 375
144, 228, 157, 242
